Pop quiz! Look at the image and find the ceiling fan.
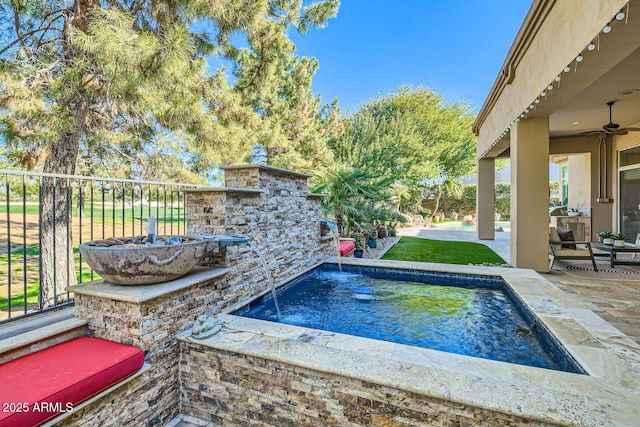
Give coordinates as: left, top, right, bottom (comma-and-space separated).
599, 101, 640, 135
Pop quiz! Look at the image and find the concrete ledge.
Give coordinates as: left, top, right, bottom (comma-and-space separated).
0, 308, 75, 340
181, 187, 265, 194
221, 164, 312, 178
67, 267, 229, 303
0, 315, 88, 364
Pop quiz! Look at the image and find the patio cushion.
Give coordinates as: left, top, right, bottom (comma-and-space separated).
339, 242, 355, 256
552, 248, 592, 256
557, 229, 577, 249
0, 336, 144, 427
549, 227, 562, 251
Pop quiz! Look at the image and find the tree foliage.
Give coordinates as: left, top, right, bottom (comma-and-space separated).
312, 164, 394, 234
327, 86, 477, 218
0, 0, 339, 306
0, 0, 340, 178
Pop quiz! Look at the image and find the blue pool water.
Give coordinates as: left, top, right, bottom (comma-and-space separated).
234, 264, 584, 373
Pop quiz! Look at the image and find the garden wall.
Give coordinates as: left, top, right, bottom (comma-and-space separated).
179, 339, 553, 427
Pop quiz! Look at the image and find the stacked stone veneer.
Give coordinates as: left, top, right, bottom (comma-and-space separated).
63, 272, 226, 426
66, 165, 334, 426
179, 342, 553, 427
185, 165, 334, 311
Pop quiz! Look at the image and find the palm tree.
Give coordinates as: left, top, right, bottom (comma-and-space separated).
312, 164, 391, 235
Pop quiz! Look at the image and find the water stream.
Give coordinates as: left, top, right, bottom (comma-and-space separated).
200, 235, 281, 318
248, 242, 282, 318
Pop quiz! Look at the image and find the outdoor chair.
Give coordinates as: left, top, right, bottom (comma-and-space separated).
549, 226, 598, 271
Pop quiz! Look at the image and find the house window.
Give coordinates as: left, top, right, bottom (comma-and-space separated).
619, 145, 640, 241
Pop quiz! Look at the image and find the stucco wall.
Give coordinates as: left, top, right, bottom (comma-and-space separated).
567, 154, 591, 212
550, 136, 614, 239
477, 0, 629, 156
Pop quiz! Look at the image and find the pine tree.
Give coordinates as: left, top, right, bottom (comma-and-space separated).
0, 0, 339, 305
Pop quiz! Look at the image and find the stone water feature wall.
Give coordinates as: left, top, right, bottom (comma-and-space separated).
185, 165, 334, 312
64, 165, 334, 426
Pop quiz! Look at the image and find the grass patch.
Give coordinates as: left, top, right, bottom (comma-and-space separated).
0, 284, 39, 311
381, 237, 506, 265
0, 204, 186, 221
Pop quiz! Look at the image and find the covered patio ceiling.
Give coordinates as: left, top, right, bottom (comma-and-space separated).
476, 0, 640, 157
550, 46, 640, 138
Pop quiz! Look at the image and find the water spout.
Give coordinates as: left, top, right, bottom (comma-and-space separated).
197, 234, 281, 318
146, 212, 157, 244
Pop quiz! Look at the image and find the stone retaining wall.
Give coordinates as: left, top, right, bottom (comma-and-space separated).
64, 273, 226, 426
179, 340, 553, 427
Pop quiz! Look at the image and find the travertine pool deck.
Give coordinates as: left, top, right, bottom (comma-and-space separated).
180, 258, 640, 426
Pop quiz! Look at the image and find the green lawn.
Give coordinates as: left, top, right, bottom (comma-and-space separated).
381, 237, 506, 265
0, 203, 185, 221
0, 246, 99, 311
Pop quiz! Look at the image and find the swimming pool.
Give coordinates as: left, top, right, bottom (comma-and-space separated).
234, 263, 583, 373
431, 221, 510, 232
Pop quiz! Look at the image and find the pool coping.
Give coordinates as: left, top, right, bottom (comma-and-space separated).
179, 258, 640, 426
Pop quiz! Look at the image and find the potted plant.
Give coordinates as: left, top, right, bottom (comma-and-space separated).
366, 226, 378, 248
599, 231, 614, 245
351, 232, 365, 258
377, 224, 388, 239
388, 224, 397, 237
612, 233, 626, 247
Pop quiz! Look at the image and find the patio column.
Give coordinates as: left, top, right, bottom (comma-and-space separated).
477, 157, 495, 240
510, 116, 550, 272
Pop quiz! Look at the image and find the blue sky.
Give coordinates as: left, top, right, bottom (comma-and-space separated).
289, 1, 532, 114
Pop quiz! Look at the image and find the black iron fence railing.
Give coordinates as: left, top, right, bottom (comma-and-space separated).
1, 170, 197, 325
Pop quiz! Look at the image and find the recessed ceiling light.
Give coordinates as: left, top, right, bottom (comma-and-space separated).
571, 121, 580, 125
618, 88, 639, 96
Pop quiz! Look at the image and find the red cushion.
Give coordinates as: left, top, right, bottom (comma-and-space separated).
339, 242, 356, 256
0, 336, 144, 427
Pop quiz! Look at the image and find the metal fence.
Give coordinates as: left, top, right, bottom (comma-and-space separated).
1, 170, 198, 325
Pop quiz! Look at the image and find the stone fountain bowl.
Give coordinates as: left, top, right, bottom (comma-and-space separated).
79, 236, 209, 285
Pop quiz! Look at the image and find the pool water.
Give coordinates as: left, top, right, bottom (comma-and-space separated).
235, 264, 583, 373
431, 221, 510, 232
